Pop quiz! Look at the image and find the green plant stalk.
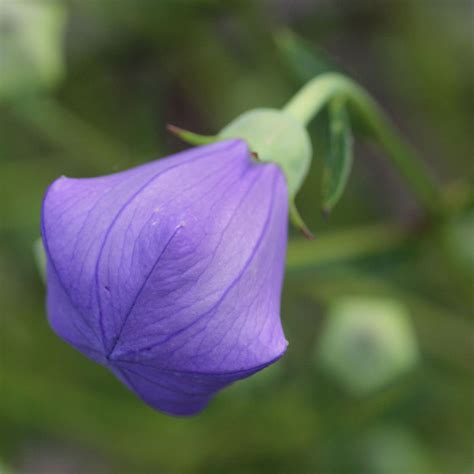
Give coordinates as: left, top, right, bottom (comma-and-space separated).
12, 97, 130, 169
283, 72, 441, 215
286, 221, 411, 271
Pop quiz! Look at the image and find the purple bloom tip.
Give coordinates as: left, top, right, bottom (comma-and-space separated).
41, 139, 289, 416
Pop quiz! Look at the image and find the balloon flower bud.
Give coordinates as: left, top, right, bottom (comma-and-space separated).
41, 70, 437, 415
41, 139, 293, 415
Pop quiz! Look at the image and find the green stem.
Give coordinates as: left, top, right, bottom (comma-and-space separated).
286, 220, 412, 271
12, 97, 131, 169
283, 72, 441, 215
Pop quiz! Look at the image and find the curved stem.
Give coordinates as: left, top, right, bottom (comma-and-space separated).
283, 73, 441, 215
286, 220, 412, 271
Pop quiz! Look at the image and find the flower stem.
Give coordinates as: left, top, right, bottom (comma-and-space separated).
283, 73, 441, 215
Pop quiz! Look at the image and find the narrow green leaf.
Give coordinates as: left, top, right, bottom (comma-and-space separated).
274, 29, 336, 83
322, 99, 354, 215
167, 124, 220, 146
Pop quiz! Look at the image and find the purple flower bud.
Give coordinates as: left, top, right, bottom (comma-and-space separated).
41, 139, 289, 416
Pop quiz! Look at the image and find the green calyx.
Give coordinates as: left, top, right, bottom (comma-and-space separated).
218, 108, 312, 199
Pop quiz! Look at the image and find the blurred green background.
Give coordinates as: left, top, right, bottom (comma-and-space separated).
0, 1, 473, 473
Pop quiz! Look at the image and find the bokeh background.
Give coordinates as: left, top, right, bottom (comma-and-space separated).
1, 1, 473, 473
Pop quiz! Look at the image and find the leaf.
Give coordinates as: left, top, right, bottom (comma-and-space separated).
274, 29, 336, 83
322, 99, 354, 215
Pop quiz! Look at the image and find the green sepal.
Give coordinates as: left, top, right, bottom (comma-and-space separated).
289, 200, 315, 240
167, 124, 220, 146
322, 98, 353, 215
